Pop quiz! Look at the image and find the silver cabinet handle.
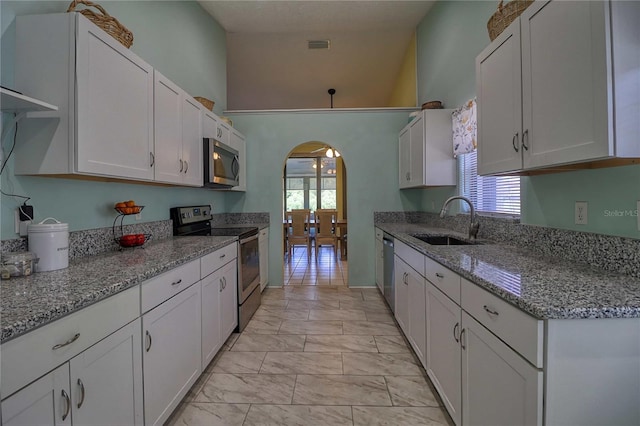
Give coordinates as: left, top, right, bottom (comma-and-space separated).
220, 253, 226, 259
150, 152, 155, 167
435, 272, 444, 279
406, 172, 410, 181
522, 129, 529, 151
460, 328, 466, 350
77, 378, 85, 409
184, 160, 189, 173
52, 333, 80, 350
145, 330, 152, 352
220, 278, 224, 292
171, 279, 182, 286
223, 276, 227, 289
512, 132, 519, 152
453, 322, 460, 343
179, 159, 184, 172
61, 389, 70, 421
483, 305, 499, 316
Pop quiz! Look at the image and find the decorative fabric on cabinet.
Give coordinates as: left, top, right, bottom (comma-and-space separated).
452, 98, 477, 157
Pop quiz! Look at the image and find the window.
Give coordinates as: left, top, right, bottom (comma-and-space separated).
458, 151, 520, 215
284, 157, 336, 212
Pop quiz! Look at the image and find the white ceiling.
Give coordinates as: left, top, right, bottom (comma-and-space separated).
198, 1, 436, 110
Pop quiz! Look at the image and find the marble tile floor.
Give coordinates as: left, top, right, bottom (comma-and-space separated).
284, 246, 348, 286
167, 286, 453, 426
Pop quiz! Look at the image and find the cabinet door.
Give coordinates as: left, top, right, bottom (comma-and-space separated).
143, 284, 202, 426
259, 228, 269, 291
2, 364, 71, 426
408, 115, 425, 187
521, 0, 610, 169
75, 15, 153, 180
476, 19, 523, 175
153, 71, 183, 184
462, 311, 542, 426
182, 96, 203, 187
201, 268, 223, 370
69, 319, 143, 426
426, 283, 462, 426
394, 256, 409, 334
407, 268, 426, 366
375, 237, 383, 292
202, 110, 219, 140
229, 129, 246, 192
220, 259, 239, 340
218, 121, 231, 145
398, 127, 411, 188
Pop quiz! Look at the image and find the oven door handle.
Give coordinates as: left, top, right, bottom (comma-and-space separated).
239, 233, 259, 244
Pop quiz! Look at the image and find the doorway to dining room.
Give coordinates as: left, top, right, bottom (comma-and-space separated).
283, 142, 348, 286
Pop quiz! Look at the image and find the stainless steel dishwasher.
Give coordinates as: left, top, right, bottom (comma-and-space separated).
382, 233, 395, 312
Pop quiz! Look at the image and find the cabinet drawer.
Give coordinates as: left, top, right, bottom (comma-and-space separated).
200, 243, 237, 279
141, 260, 200, 313
425, 256, 461, 304
1, 286, 139, 398
375, 228, 383, 241
395, 240, 425, 277
461, 279, 543, 368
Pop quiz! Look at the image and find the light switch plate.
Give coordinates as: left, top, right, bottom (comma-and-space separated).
575, 201, 588, 225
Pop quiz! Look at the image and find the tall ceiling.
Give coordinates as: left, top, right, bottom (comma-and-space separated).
198, 1, 436, 110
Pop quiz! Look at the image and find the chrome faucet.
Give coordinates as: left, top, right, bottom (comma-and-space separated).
440, 196, 480, 240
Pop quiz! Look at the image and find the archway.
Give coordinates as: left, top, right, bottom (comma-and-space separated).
282, 141, 348, 286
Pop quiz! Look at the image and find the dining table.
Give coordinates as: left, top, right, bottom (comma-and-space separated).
282, 218, 348, 258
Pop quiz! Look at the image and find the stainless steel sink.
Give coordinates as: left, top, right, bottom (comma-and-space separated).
411, 235, 481, 245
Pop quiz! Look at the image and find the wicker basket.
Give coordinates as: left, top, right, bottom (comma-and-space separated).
487, 0, 533, 41
194, 97, 215, 111
67, 0, 133, 48
421, 100, 443, 110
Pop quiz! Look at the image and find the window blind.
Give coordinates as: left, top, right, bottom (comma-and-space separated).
459, 151, 521, 215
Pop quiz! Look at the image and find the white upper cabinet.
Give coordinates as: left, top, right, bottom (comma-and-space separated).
14, 13, 154, 181
398, 109, 456, 188
477, 0, 640, 175
153, 71, 203, 187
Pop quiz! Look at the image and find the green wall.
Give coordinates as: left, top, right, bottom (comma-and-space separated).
226, 110, 421, 287
416, 0, 640, 239
1, 1, 228, 237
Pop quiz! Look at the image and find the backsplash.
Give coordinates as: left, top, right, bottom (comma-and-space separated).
1, 212, 270, 260
375, 211, 640, 279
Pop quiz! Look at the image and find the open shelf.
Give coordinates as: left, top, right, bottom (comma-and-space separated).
1, 87, 58, 113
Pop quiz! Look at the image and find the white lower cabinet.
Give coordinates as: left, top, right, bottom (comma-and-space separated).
394, 249, 426, 366
2, 364, 71, 426
142, 283, 202, 426
220, 259, 239, 339
426, 282, 462, 426
69, 319, 144, 426
201, 257, 238, 371
2, 319, 143, 426
259, 228, 269, 291
461, 311, 542, 426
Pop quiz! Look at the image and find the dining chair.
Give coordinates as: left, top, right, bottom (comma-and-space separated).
314, 209, 338, 259
286, 209, 311, 262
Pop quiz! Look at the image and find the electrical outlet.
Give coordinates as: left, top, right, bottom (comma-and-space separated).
14, 210, 20, 234
575, 201, 588, 225
136, 212, 142, 221
637, 201, 640, 231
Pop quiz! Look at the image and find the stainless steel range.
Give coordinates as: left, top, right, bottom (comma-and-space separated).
170, 205, 261, 331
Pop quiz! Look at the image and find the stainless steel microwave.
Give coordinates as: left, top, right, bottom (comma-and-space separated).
203, 138, 239, 188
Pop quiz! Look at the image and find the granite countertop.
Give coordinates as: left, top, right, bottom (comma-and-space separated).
1, 236, 237, 343
377, 223, 640, 320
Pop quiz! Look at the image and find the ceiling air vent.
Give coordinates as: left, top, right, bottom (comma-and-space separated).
308, 40, 330, 50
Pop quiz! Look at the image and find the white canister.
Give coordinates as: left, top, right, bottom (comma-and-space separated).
28, 218, 69, 272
